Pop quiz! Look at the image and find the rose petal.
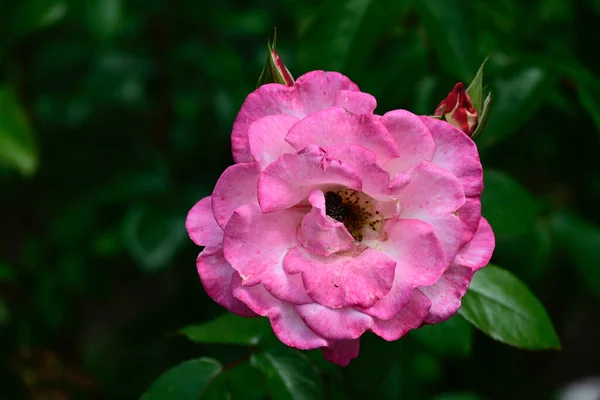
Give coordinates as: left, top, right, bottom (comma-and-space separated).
186, 196, 223, 247
258, 144, 362, 213
457, 197, 482, 247
453, 217, 495, 271
285, 107, 400, 164
421, 265, 473, 324
196, 245, 257, 317
223, 203, 311, 304
232, 278, 329, 349
248, 114, 299, 169
420, 116, 483, 197
381, 110, 436, 174
232, 71, 375, 163
295, 303, 372, 340
212, 162, 260, 229
297, 190, 355, 256
284, 245, 397, 309
371, 289, 431, 341
322, 339, 360, 367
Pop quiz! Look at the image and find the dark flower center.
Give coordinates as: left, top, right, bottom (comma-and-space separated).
324, 190, 374, 241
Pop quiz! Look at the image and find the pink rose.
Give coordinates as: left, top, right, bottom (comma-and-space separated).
186, 71, 495, 366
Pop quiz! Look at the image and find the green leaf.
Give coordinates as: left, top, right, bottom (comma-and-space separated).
481, 169, 540, 237
299, 0, 411, 73
576, 78, 600, 133
411, 315, 473, 357
479, 67, 549, 148
11, 0, 67, 40
458, 265, 560, 349
470, 91, 492, 140
85, 0, 123, 41
251, 348, 323, 400
122, 204, 186, 273
416, 0, 477, 81
227, 361, 268, 400
549, 211, 600, 295
466, 57, 489, 114
0, 88, 38, 175
141, 358, 222, 400
181, 313, 269, 346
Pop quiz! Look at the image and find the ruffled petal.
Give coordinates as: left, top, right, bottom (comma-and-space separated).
457, 197, 482, 247
295, 303, 372, 340
420, 116, 483, 197
223, 203, 311, 304
297, 190, 354, 256
322, 339, 360, 367
326, 144, 411, 201
453, 218, 495, 271
248, 114, 299, 169
231, 71, 373, 163
360, 218, 446, 319
196, 245, 257, 317
258, 144, 362, 213
232, 278, 329, 349
186, 196, 223, 247
285, 107, 400, 164
370, 289, 431, 341
421, 265, 473, 324
381, 110, 436, 174
284, 245, 396, 309
212, 162, 260, 229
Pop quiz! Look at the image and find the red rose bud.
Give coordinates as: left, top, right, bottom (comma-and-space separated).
434, 82, 478, 136
270, 48, 294, 86
257, 33, 294, 88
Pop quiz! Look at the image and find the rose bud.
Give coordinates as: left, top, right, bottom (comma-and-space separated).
434, 82, 479, 136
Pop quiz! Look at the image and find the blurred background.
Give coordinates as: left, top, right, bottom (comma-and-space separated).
1, 0, 600, 399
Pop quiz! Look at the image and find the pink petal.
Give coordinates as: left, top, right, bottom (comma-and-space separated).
223, 203, 311, 305
381, 110, 436, 174
258, 144, 362, 213
284, 245, 397, 309
453, 217, 495, 271
231, 71, 374, 163
370, 289, 432, 341
322, 339, 360, 367
232, 278, 329, 349
196, 245, 257, 317
326, 144, 411, 201
297, 190, 355, 256
421, 265, 473, 324
285, 107, 400, 164
457, 197, 482, 247
186, 196, 223, 247
295, 303, 372, 340
359, 218, 446, 319
212, 162, 260, 229
420, 116, 483, 197
248, 114, 299, 169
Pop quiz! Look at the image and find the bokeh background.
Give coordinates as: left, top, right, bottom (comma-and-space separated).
1, 0, 600, 399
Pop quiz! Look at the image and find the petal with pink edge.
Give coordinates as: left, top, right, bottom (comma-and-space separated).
421, 265, 474, 324
285, 107, 400, 164
381, 110, 436, 174
258, 144, 362, 213
231, 71, 374, 163
232, 278, 329, 350
360, 218, 446, 319
196, 245, 256, 317
284, 245, 397, 309
322, 339, 360, 367
297, 190, 354, 257
186, 196, 223, 247
326, 144, 411, 201
420, 116, 484, 197
212, 162, 260, 229
295, 303, 372, 340
453, 217, 495, 271
457, 197, 482, 247
371, 289, 431, 341
223, 203, 311, 305
248, 114, 299, 169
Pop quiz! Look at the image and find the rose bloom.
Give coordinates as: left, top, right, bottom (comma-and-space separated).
186, 71, 495, 366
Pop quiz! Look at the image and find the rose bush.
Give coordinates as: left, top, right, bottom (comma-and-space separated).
186, 71, 495, 366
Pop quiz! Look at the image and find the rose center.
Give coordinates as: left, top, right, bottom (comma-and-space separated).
324, 190, 381, 241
